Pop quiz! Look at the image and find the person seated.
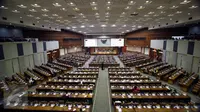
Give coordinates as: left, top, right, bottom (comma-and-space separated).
132, 86, 140, 93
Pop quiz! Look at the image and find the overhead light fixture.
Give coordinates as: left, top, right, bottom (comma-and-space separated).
132, 25, 136, 27
29, 9, 37, 12
53, 3, 61, 7
189, 5, 198, 9
72, 26, 77, 29
35, 17, 41, 19
12, 10, 20, 13
126, 30, 130, 32
68, 2, 75, 6
106, 12, 109, 15
60, 8, 67, 11
111, 24, 116, 27
52, 14, 58, 16
17, 4, 27, 8
123, 25, 127, 27
144, 15, 149, 17
90, 25, 94, 27
80, 25, 85, 28
41, 8, 49, 12
107, 1, 111, 5
157, 6, 164, 9
128, 1, 136, 5
176, 11, 182, 14
180, 0, 191, 4
57, 16, 63, 19
160, 11, 166, 14
170, 5, 179, 9
168, 14, 174, 16
145, 1, 152, 4
132, 28, 136, 30
148, 12, 154, 14
31, 4, 41, 7
122, 12, 126, 15
0, 6, 8, 9
90, 2, 97, 6
107, 7, 110, 10
138, 26, 142, 28
66, 27, 70, 29
92, 7, 98, 10
101, 24, 107, 27
74, 7, 80, 11
138, 6, 145, 9
27, 15, 33, 17
42, 14, 48, 16
125, 6, 130, 10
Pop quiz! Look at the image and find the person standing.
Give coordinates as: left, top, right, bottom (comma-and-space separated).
101, 62, 104, 70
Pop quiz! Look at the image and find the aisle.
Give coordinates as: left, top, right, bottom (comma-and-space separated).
92, 68, 112, 112
113, 56, 124, 67
82, 56, 95, 68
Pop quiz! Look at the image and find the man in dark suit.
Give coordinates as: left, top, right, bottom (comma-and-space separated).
101, 62, 104, 70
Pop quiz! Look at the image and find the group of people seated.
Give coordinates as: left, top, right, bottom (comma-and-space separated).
108, 67, 199, 112
89, 55, 119, 67
3, 66, 99, 112
57, 52, 90, 67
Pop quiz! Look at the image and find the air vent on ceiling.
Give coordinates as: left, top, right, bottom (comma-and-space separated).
20, 20, 23, 23
2, 17, 7, 20
188, 17, 192, 20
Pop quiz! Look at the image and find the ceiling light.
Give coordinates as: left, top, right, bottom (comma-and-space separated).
95, 13, 99, 15
31, 4, 40, 7
80, 25, 85, 28
170, 18, 172, 20
90, 25, 94, 27
12, 10, 20, 13
20, 17, 22, 18
79, 31, 82, 33
180, 0, 191, 4
0, 6, 8, 9
57, 16, 63, 19
72, 26, 77, 29
106, 12, 109, 15
29, 9, 37, 12
107, 7, 110, 10
27, 15, 33, 17
90, 2, 97, 6
41, 8, 49, 12
35, 17, 40, 19
84, 32, 87, 34
125, 6, 130, 10
128, 1, 136, 5
138, 6, 145, 9
122, 12, 126, 15
52, 14, 58, 16
189, 5, 198, 9
101, 24, 107, 27
145, 1, 152, 4
148, 12, 154, 14
160, 11, 166, 14
96, 16, 100, 18
188, 13, 191, 15
170, 5, 179, 9
126, 30, 130, 32
176, 11, 182, 14
74, 7, 80, 11
42, 14, 48, 16
157, 6, 164, 9
53, 3, 61, 7
132, 25, 136, 27
66, 27, 70, 29
122, 32, 124, 33
123, 25, 127, 27
69, 2, 75, 6
17, 4, 27, 8
144, 15, 149, 17
132, 28, 136, 30
138, 26, 142, 28
111, 24, 116, 27
60, 8, 67, 11
107, 1, 111, 5
79, 13, 84, 16
168, 14, 174, 16
92, 7, 98, 10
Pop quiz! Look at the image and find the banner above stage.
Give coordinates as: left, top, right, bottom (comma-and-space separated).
84, 38, 124, 47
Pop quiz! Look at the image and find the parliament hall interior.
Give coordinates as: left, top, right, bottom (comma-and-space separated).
1, 0, 200, 112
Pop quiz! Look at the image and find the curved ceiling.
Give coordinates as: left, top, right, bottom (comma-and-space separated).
0, 0, 200, 35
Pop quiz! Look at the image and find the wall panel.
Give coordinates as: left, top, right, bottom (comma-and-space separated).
177, 41, 188, 54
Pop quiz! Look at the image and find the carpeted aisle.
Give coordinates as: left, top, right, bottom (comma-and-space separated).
92, 68, 112, 112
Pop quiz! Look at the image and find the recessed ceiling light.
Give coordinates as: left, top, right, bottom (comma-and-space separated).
79, 13, 84, 16
0, 6, 8, 9
111, 24, 116, 27
79, 31, 82, 33
90, 2, 97, 6
101, 24, 107, 27
52, 14, 58, 16
170, 5, 179, 9
138, 6, 145, 9
176, 11, 182, 14
188, 13, 191, 15
31, 4, 41, 7
90, 25, 94, 27
123, 25, 127, 27
157, 6, 164, 9
107, 7, 110, 10
170, 18, 172, 20
92, 7, 98, 10
72, 26, 77, 29
128, 1, 136, 5
41, 8, 49, 12
17, 4, 27, 8
132, 28, 136, 30
145, 1, 152, 4
57, 16, 63, 19
42, 14, 48, 17
168, 14, 174, 16
126, 30, 130, 32
148, 12, 154, 14
66, 27, 70, 29
12, 10, 20, 13
35, 17, 40, 19
180, 0, 191, 4
20, 17, 22, 18
27, 15, 33, 17
160, 11, 166, 14
74, 7, 80, 11
68, 2, 75, 6
189, 5, 198, 9
107, 1, 111, 5
80, 25, 85, 28
106, 12, 109, 15
29, 9, 37, 12
95, 13, 99, 15
122, 12, 126, 15
60, 8, 67, 11
132, 25, 136, 27
96, 16, 100, 18
53, 3, 61, 7
125, 6, 130, 10
144, 15, 149, 17
122, 32, 124, 33
138, 26, 142, 28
